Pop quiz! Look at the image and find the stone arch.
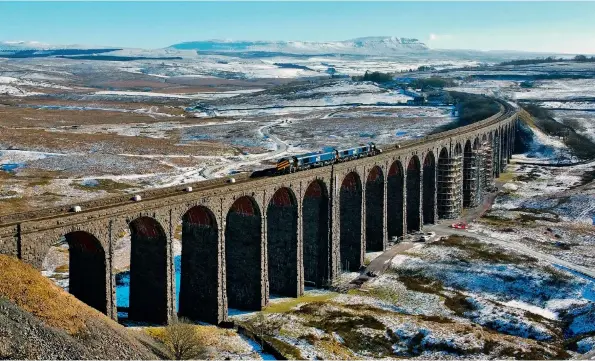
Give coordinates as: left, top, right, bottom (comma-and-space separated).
60, 231, 107, 314
481, 133, 493, 189
303, 180, 330, 287
454, 142, 463, 156
422, 151, 436, 224
508, 124, 514, 160
437, 147, 461, 219
128, 216, 169, 324
463, 139, 479, 208
179, 205, 219, 324
387, 160, 404, 239
474, 137, 484, 203
501, 126, 509, 169
406, 156, 421, 232
340, 172, 363, 271
225, 196, 263, 310
267, 187, 298, 297
493, 130, 500, 178
365, 166, 384, 252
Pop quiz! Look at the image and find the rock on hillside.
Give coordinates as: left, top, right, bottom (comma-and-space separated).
0, 255, 161, 360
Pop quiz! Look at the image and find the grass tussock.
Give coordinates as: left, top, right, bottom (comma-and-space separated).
444, 293, 476, 316
433, 235, 538, 264
54, 264, 69, 273
497, 170, 517, 183
349, 286, 399, 304
71, 179, 133, 193
146, 323, 247, 359
317, 339, 355, 359
263, 293, 336, 314
0, 255, 90, 335
397, 273, 445, 294
28, 177, 53, 187
264, 336, 304, 360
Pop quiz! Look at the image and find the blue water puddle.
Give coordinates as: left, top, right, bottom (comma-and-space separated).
0, 163, 23, 172
359, 133, 376, 138
116, 255, 182, 312
240, 334, 277, 360
188, 134, 212, 141
395, 131, 408, 137
115, 271, 130, 308
80, 179, 99, 187
553, 265, 595, 301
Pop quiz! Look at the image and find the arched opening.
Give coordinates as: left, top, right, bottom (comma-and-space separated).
303, 180, 329, 287
493, 130, 501, 178
463, 140, 478, 208
406, 156, 421, 232
501, 127, 509, 169
67, 232, 107, 314
422, 152, 436, 224
508, 126, 514, 160
226, 196, 262, 310
366, 166, 384, 252
179, 206, 219, 324
340, 172, 363, 271
437, 148, 461, 219
482, 134, 493, 190
267, 187, 298, 297
454, 143, 464, 216
42, 232, 107, 314
129, 217, 168, 324
387, 161, 404, 238
473, 138, 483, 205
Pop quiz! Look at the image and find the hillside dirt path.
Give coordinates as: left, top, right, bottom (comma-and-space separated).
337, 241, 417, 291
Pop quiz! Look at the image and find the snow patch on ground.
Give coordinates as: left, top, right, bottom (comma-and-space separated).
502, 300, 558, 320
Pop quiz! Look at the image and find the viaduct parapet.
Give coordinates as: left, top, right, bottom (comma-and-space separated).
0, 101, 519, 325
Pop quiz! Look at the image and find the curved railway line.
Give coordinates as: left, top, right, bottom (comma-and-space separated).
0, 95, 520, 324
0, 99, 517, 226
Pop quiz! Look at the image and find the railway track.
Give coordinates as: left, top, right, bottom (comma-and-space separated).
0, 99, 517, 226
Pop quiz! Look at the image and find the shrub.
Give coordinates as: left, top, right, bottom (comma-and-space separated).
161, 318, 205, 360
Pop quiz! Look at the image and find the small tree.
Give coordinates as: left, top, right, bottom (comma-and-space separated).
162, 318, 204, 360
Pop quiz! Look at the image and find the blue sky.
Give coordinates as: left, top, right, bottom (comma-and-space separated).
1, 1, 594, 54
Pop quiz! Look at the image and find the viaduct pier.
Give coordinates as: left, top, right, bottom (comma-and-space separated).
0, 100, 519, 325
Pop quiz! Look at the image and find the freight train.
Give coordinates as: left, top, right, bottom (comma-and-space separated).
276, 143, 382, 174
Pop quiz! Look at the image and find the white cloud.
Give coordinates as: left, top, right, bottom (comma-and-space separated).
428, 33, 453, 42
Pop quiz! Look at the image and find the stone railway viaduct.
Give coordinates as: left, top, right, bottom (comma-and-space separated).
0, 100, 519, 325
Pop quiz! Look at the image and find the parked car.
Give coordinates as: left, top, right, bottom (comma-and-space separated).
417, 234, 431, 242
450, 222, 469, 230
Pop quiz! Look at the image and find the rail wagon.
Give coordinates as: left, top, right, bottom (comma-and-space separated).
276, 142, 381, 174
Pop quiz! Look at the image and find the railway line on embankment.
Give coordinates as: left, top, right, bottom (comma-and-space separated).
0, 98, 517, 227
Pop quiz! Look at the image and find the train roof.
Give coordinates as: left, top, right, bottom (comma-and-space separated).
336, 144, 371, 152
294, 151, 335, 159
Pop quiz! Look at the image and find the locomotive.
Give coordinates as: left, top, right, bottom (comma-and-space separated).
276, 142, 382, 174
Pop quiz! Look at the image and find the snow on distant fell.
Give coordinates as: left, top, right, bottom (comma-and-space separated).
170, 36, 429, 55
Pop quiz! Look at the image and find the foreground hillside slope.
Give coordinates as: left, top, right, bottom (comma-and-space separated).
0, 255, 159, 359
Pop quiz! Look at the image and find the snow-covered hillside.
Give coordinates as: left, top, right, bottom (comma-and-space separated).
171, 36, 429, 55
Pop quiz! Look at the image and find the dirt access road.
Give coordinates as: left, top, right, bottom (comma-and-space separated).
338, 241, 417, 291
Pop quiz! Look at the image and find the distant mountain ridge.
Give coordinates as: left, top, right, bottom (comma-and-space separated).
0, 38, 566, 62
170, 36, 429, 55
